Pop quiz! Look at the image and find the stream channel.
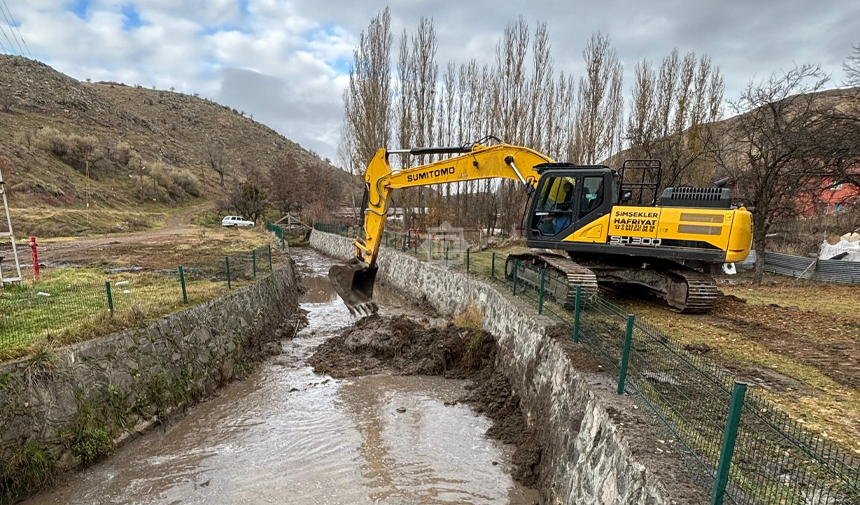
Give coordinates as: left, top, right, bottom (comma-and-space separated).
24, 248, 537, 505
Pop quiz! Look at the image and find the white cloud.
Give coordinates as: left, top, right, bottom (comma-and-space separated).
4, 0, 858, 161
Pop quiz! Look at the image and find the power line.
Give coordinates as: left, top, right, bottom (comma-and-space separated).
0, 21, 17, 56
1, 0, 29, 58
0, 0, 24, 57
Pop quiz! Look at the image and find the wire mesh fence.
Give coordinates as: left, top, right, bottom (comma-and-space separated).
0, 245, 275, 359
264, 222, 288, 250
313, 224, 860, 505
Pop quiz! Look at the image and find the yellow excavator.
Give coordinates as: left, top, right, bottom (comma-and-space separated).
329, 140, 752, 315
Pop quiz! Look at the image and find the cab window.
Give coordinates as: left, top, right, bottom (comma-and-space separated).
579, 176, 604, 219
532, 176, 576, 236
536, 177, 576, 212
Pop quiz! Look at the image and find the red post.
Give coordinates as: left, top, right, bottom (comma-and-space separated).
29, 236, 39, 280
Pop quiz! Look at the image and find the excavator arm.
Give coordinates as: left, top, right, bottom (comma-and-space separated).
329, 143, 554, 314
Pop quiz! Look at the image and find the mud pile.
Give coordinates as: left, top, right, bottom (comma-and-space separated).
309, 314, 542, 487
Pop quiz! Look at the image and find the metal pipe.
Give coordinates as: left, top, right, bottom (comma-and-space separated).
504, 155, 527, 186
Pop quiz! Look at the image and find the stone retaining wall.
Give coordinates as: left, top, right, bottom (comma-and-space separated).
0, 262, 301, 503
311, 230, 702, 505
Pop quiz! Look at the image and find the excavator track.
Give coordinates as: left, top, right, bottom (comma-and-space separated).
505, 250, 719, 313
505, 251, 599, 306
665, 269, 720, 313
581, 259, 719, 314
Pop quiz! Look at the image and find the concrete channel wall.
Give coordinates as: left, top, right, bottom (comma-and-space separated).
0, 261, 301, 502
311, 230, 693, 505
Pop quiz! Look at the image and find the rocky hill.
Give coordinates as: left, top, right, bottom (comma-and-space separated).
0, 55, 355, 237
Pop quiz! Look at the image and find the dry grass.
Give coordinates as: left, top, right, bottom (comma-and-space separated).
722, 275, 860, 316
1, 226, 288, 362
453, 302, 483, 329
460, 241, 860, 454
615, 282, 860, 454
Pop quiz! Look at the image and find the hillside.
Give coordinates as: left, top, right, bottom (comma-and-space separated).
0, 55, 355, 237
606, 87, 859, 179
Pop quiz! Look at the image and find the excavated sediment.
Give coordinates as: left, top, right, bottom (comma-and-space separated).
309, 314, 543, 488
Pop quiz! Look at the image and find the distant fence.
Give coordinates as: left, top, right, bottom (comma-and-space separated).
737, 250, 860, 284
0, 245, 275, 358
265, 222, 287, 250
315, 223, 860, 505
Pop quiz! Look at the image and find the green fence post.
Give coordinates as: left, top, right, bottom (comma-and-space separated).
105, 281, 114, 317
711, 382, 748, 505
445, 243, 449, 267
225, 256, 231, 290
617, 314, 635, 395
512, 259, 519, 295
573, 285, 582, 343
491, 253, 496, 279
268, 245, 273, 271
538, 269, 546, 314
179, 266, 188, 304
414, 240, 418, 256
253, 249, 257, 278
466, 248, 470, 273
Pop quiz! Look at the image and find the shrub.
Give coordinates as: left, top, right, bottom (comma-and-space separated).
172, 169, 201, 197
0, 443, 54, 501
148, 163, 173, 189
70, 426, 113, 465
35, 127, 71, 157
14, 130, 34, 152
131, 175, 169, 203
132, 165, 201, 203
110, 141, 132, 165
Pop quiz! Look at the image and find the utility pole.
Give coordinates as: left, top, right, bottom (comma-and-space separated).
0, 164, 22, 286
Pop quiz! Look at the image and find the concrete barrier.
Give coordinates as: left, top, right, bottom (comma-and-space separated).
311, 230, 703, 504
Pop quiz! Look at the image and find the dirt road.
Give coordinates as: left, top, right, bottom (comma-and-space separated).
0, 202, 274, 272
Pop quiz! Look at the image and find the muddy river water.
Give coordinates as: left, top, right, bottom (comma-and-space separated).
25, 248, 538, 505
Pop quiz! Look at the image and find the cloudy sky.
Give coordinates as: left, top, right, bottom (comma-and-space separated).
3, 0, 858, 161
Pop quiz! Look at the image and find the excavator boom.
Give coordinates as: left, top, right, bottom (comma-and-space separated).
328, 142, 553, 315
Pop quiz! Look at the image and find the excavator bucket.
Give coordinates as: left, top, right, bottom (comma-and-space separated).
328, 257, 379, 316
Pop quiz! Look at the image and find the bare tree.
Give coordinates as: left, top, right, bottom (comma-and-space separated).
306, 159, 343, 223
526, 22, 553, 152
495, 18, 530, 143
625, 50, 725, 191
716, 64, 831, 284
572, 31, 624, 164
342, 7, 392, 176
71, 135, 97, 179
268, 151, 305, 215
229, 180, 268, 224
204, 138, 227, 187
409, 16, 438, 229
843, 43, 860, 87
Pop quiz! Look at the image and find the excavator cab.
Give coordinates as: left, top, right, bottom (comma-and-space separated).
526, 164, 615, 246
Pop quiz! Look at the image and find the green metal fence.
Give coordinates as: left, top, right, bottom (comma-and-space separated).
314, 224, 860, 505
264, 222, 287, 250
0, 245, 275, 358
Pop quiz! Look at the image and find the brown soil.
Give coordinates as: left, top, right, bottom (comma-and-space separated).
707, 296, 860, 389
14, 220, 278, 274
309, 314, 542, 488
